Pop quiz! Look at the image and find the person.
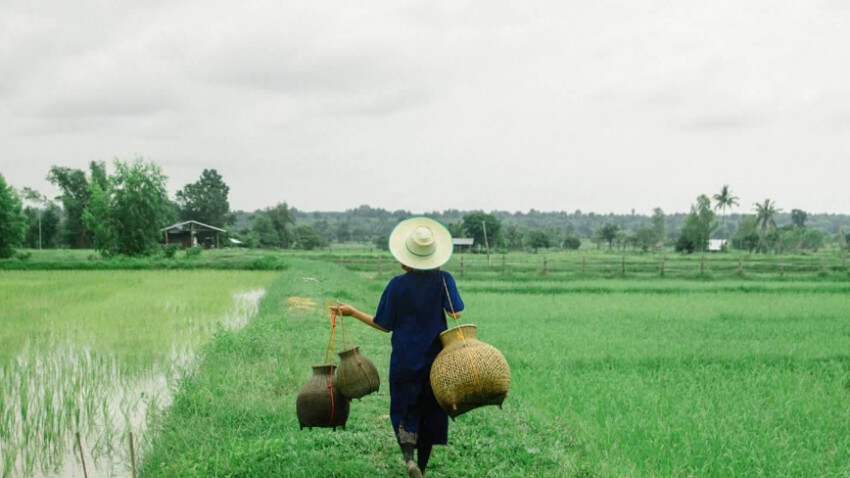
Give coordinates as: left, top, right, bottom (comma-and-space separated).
332, 216, 463, 478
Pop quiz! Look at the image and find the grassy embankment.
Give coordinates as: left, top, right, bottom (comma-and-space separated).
140, 259, 850, 477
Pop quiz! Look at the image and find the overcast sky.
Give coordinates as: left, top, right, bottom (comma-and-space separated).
1, 0, 848, 215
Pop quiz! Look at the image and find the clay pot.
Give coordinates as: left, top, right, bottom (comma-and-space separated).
296, 364, 350, 430
429, 324, 510, 419
336, 346, 380, 400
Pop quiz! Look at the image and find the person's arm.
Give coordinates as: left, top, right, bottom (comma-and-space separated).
332, 303, 389, 333
446, 310, 462, 320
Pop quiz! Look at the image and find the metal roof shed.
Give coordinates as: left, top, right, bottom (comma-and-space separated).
161, 220, 226, 249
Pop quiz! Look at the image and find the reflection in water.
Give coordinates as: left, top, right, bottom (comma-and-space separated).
0, 289, 264, 478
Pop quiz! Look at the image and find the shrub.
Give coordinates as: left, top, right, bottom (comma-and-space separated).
185, 246, 203, 258
162, 244, 182, 259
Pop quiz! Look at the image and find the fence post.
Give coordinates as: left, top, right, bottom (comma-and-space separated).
660, 255, 666, 277
581, 256, 586, 274
501, 254, 506, 275
542, 256, 547, 275
820, 258, 826, 275
780, 260, 784, 276
378, 256, 382, 277
621, 256, 626, 276
738, 257, 743, 276
460, 256, 464, 278
700, 254, 705, 274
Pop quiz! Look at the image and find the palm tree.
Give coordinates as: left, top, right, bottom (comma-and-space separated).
713, 185, 739, 239
753, 199, 781, 253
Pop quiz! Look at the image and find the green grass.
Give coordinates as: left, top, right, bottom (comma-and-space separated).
0, 270, 276, 478
138, 260, 850, 477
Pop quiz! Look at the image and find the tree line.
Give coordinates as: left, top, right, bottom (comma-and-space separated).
1, 161, 848, 259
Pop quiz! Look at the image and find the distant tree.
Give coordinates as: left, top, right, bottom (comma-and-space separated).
47, 165, 90, 248
373, 233, 389, 251
562, 233, 581, 250
503, 224, 523, 251
675, 195, 716, 253
753, 199, 781, 253
82, 158, 173, 256
251, 214, 280, 247
526, 230, 550, 253
293, 225, 324, 250
24, 203, 60, 249
336, 221, 352, 242
790, 209, 807, 228
176, 169, 233, 227
0, 174, 27, 258
651, 208, 666, 245
446, 221, 466, 239
635, 226, 657, 252
267, 203, 295, 247
597, 223, 619, 250
461, 212, 502, 253
731, 215, 760, 253
713, 185, 739, 238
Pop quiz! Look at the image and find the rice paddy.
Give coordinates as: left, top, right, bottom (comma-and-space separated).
0, 271, 275, 478
3, 255, 849, 477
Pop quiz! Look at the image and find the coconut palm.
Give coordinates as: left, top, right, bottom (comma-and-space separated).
713, 185, 739, 239
753, 199, 781, 253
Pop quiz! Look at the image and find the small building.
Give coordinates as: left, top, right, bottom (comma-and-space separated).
161, 220, 226, 249
452, 238, 474, 253
708, 239, 727, 252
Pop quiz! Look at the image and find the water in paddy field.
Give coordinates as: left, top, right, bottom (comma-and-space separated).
0, 289, 266, 478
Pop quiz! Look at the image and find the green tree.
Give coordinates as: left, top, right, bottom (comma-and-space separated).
596, 222, 619, 250
266, 203, 295, 247
713, 185, 739, 239
176, 169, 233, 227
731, 215, 760, 253
754, 199, 781, 253
504, 224, 524, 251
790, 209, 807, 228
651, 208, 666, 245
461, 212, 502, 253
0, 174, 27, 258
293, 225, 324, 250
675, 195, 716, 253
24, 204, 60, 249
251, 214, 280, 248
526, 230, 550, 253
82, 158, 173, 256
562, 233, 581, 250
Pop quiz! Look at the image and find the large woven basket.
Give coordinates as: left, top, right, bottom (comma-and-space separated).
336, 346, 380, 400
430, 324, 510, 419
296, 364, 350, 430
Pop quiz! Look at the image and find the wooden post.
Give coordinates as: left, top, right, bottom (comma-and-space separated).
542, 256, 547, 275
660, 255, 666, 277
165, 229, 169, 245
501, 254, 506, 274
820, 258, 826, 275
621, 256, 626, 276
482, 221, 491, 268
700, 254, 705, 274
780, 260, 784, 276
378, 256, 382, 277
130, 432, 137, 478
76, 432, 89, 478
582, 256, 586, 274
738, 257, 743, 275
460, 256, 464, 277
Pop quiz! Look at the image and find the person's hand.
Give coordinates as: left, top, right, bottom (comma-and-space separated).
331, 302, 357, 317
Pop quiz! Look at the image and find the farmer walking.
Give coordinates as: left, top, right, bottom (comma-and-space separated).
333, 216, 463, 478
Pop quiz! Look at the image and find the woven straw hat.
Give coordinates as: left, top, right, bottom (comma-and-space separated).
388, 217, 453, 270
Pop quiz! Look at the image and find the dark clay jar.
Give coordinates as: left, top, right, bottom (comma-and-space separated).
296, 364, 350, 430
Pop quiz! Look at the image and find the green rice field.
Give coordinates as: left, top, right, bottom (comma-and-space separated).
0, 270, 276, 478
2, 257, 848, 477
134, 259, 850, 478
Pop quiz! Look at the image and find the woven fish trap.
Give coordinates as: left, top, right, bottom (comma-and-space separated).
336, 346, 380, 400
430, 324, 511, 419
296, 364, 350, 430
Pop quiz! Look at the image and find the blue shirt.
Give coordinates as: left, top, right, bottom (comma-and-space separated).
373, 270, 464, 383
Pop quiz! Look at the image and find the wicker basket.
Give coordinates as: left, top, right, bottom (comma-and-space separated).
296, 364, 350, 430
430, 324, 510, 418
336, 346, 380, 400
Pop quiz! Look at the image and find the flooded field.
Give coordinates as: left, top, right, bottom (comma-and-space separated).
0, 271, 276, 478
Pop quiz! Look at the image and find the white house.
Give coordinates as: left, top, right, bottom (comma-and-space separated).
708, 239, 727, 252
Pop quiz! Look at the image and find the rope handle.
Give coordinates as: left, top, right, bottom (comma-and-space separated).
442, 273, 485, 398
330, 299, 376, 391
